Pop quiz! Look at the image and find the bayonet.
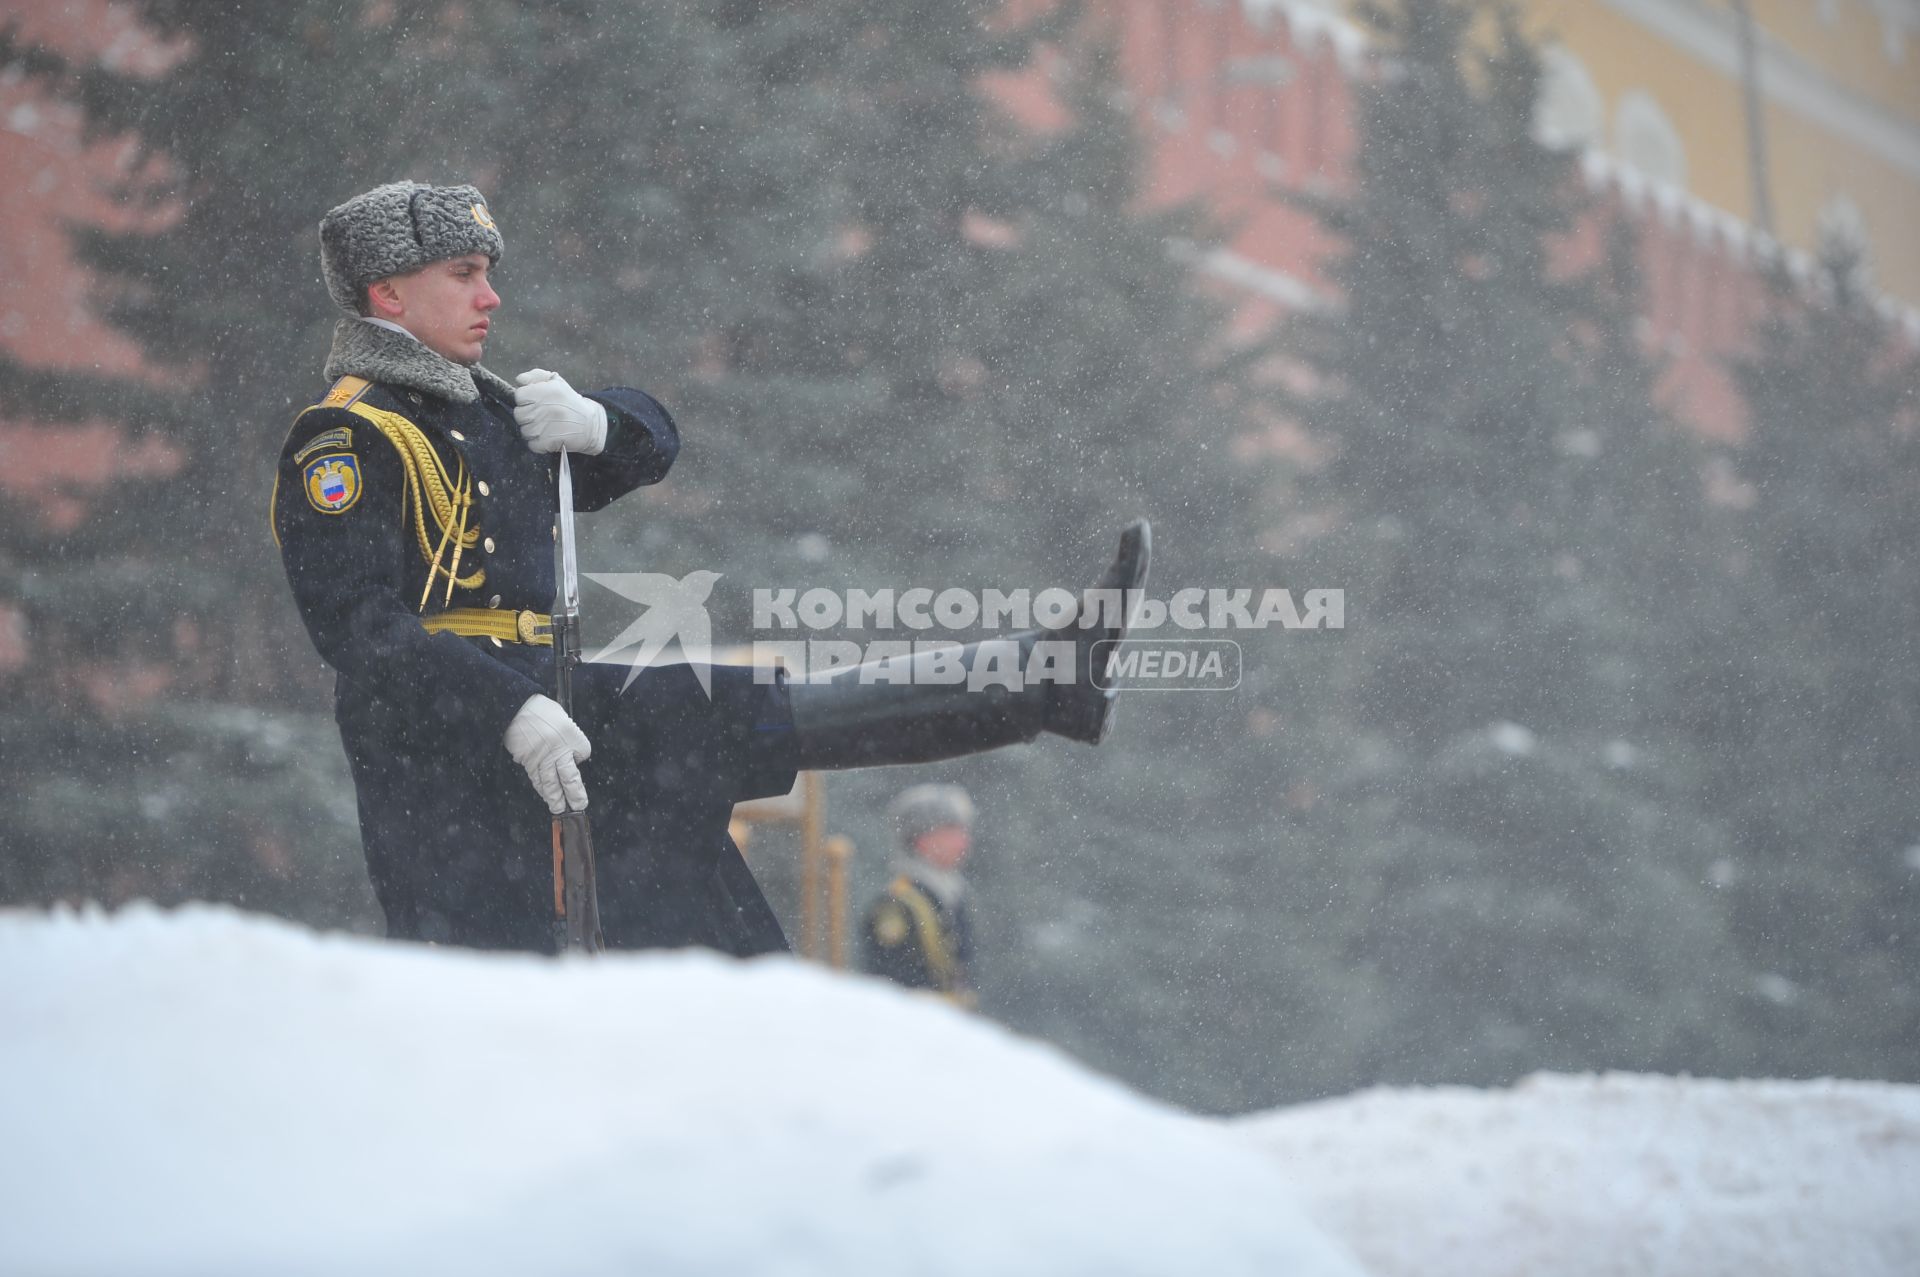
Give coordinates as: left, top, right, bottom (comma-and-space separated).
550, 448, 605, 953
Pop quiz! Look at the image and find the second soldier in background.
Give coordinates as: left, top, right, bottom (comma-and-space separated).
862, 784, 978, 1007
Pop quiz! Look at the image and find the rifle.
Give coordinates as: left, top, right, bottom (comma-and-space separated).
550, 448, 605, 953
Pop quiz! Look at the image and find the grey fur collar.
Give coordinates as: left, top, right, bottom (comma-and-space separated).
322, 319, 515, 404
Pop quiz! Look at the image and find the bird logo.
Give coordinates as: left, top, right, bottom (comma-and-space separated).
583, 570, 723, 697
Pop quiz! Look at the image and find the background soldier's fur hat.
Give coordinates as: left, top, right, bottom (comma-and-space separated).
318, 181, 504, 315
889, 783, 976, 849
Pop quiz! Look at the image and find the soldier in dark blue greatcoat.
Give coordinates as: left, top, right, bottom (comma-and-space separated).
274, 181, 1147, 957
863, 784, 981, 1006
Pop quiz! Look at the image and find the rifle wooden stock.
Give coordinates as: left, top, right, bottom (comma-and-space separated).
551, 809, 604, 953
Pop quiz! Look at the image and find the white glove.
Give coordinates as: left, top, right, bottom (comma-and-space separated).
503, 694, 592, 814
513, 369, 608, 455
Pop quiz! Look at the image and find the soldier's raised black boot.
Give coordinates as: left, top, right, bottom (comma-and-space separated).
784, 520, 1151, 769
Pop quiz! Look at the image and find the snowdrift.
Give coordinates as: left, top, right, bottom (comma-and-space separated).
1232, 1072, 1920, 1277
0, 905, 1362, 1277
5, 905, 1916, 1277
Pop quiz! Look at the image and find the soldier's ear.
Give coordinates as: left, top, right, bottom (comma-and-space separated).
367, 277, 405, 319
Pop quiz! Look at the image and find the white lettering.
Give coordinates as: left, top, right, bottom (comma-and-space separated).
980, 588, 1029, 629
846, 588, 895, 630
1209, 588, 1254, 630
754, 589, 797, 629
1300, 588, 1345, 629
913, 641, 967, 684
1026, 640, 1074, 685
856, 641, 915, 683
804, 640, 863, 679
1254, 589, 1302, 629
966, 640, 1025, 692
1033, 587, 1078, 630
1081, 589, 1126, 631
1170, 588, 1207, 631
898, 588, 934, 630
798, 588, 843, 630
934, 588, 979, 630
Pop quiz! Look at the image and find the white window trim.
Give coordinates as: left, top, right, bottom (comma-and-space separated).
1597, 0, 1920, 180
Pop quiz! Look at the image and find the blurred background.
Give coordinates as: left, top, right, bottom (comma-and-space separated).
1, 0, 1914, 1113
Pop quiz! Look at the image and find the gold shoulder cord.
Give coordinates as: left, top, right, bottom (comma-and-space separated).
888, 876, 958, 991
342, 401, 485, 608
270, 378, 485, 605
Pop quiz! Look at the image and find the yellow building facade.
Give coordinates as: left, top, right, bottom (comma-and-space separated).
1513, 0, 1920, 307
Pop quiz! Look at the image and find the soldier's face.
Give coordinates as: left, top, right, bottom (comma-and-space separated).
374, 253, 501, 365
915, 824, 972, 872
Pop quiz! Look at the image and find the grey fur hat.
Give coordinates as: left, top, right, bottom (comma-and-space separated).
318, 181, 504, 315
889, 783, 975, 849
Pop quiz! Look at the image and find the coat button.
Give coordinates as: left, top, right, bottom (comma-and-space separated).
407, 392, 422, 405
476, 480, 491, 496
490, 636, 503, 648
483, 536, 496, 554
551, 523, 558, 543
450, 429, 466, 442
488, 594, 503, 608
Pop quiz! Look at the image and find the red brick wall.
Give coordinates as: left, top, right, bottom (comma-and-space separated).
2, 0, 1892, 461
1005, 0, 1902, 442
0, 0, 178, 528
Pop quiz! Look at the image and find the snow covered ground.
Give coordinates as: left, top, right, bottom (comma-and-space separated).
0, 904, 1361, 1277
1232, 1072, 1920, 1277
3, 905, 1915, 1277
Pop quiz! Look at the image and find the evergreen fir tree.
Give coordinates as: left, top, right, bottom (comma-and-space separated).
1267, 0, 1754, 1093
0, 6, 500, 924
1288, 0, 1671, 743
1721, 232, 1920, 1077
1, 0, 1265, 1074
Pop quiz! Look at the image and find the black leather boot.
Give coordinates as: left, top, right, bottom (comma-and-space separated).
786, 520, 1151, 769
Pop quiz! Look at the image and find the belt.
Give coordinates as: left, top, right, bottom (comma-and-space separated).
421, 607, 553, 646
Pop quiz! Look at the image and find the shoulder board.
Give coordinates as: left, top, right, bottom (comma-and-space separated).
287, 375, 379, 437
320, 375, 373, 409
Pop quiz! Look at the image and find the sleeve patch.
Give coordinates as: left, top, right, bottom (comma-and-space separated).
303, 453, 363, 515
294, 425, 354, 465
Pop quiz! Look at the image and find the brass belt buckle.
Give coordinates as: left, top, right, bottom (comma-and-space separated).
516, 610, 540, 644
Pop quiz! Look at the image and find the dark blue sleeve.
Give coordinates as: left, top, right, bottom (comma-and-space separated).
273, 406, 544, 745
572, 387, 681, 512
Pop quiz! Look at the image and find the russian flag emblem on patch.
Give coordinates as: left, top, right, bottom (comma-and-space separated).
304, 453, 362, 515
